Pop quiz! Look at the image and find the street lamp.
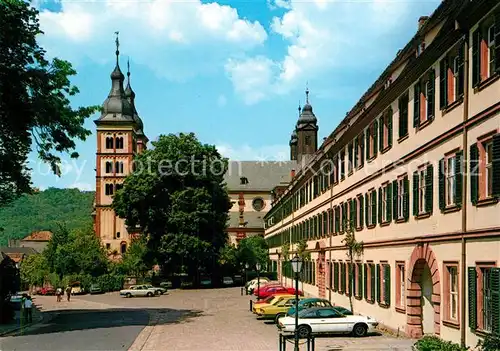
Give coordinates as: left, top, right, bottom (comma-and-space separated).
290, 254, 303, 351
245, 263, 249, 286
256, 262, 262, 301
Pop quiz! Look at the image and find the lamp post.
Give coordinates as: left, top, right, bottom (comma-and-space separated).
256, 262, 261, 301
290, 254, 303, 351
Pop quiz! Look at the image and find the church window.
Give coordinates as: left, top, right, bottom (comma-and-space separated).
105, 161, 113, 173
115, 137, 124, 149
105, 137, 114, 149
305, 135, 311, 146
115, 161, 124, 174
120, 242, 127, 254
105, 183, 114, 196
240, 177, 249, 185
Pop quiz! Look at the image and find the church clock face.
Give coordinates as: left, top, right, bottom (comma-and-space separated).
252, 197, 265, 211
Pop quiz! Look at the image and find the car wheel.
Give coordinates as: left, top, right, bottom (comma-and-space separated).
126, 293, 132, 298
352, 323, 367, 337
147, 292, 153, 297
275, 313, 285, 325
296, 325, 311, 338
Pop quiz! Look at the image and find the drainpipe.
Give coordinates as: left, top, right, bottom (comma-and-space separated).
329, 173, 333, 303
460, 33, 469, 349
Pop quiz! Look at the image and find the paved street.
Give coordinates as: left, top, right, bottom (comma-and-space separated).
0, 287, 415, 351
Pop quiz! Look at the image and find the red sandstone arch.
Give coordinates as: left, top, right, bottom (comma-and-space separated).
406, 243, 441, 338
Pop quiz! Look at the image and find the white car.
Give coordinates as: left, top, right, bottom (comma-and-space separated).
222, 277, 234, 286
143, 285, 167, 295
246, 277, 270, 293
277, 307, 378, 337
120, 285, 157, 298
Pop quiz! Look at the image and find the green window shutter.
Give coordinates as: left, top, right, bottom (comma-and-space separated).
387, 182, 392, 222
359, 195, 364, 229
458, 41, 465, 97
373, 121, 378, 157
413, 171, 419, 216
376, 264, 381, 303
388, 108, 393, 148
413, 83, 420, 128
378, 187, 382, 224
341, 263, 346, 293
392, 180, 398, 221
439, 158, 446, 212
492, 134, 500, 197
425, 164, 434, 214
347, 264, 352, 297
470, 144, 479, 205
329, 209, 334, 234
370, 265, 375, 302
439, 59, 448, 110
353, 137, 358, 169
334, 262, 339, 291
360, 132, 365, 167
384, 264, 391, 306
365, 128, 370, 161
365, 193, 369, 226
428, 69, 435, 120
398, 97, 403, 138
472, 29, 481, 88
364, 264, 368, 300
455, 151, 463, 207
491, 268, 500, 335
358, 265, 362, 298
404, 176, 410, 221
372, 190, 377, 225
353, 199, 357, 230
379, 117, 384, 152
468, 267, 477, 331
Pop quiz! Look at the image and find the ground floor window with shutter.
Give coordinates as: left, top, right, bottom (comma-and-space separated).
468, 263, 500, 334
378, 263, 391, 307
355, 262, 363, 299
418, 168, 427, 214
444, 262, 459, 325
396, 262, 405, 311
381, 185, 388, 222
364, 262, 376, 303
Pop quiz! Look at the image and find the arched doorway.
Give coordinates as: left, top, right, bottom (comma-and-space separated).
406, 243, 441, 338
315, 241, 326, 298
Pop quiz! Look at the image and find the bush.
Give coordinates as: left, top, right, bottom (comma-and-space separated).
413, 336, 468, 351
477, 334, 500, 351
95, 274, 124, 292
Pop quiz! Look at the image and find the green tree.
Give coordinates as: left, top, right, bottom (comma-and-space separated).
20, 253, 48, 287
121, 236, 153, 278
342, 221, 363, 314
113, 133, 231, 282
237, 236, 269, 269
0, 0, 99, 205
296, 239, 310, 291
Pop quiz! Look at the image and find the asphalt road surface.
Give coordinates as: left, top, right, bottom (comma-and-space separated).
0, 308, 149, 351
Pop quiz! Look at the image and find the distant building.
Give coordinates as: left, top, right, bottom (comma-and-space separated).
20, 230, 52, 253
0, 247, 37, 268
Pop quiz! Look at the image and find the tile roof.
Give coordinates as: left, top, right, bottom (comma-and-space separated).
224, 161, 297, 192
227, 211, 265, 229
22, 230, 52, 241
0, 247, 38, 255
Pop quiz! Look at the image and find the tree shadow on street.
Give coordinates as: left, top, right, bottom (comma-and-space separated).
6, 307, 203, 337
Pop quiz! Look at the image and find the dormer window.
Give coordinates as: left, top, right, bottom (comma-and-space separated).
240, 177, 249, 185
416, 42, 426, 57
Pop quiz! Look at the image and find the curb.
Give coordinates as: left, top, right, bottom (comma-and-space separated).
0, 309, 56, 337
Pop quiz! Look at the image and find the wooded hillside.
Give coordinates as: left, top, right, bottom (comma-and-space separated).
0, 188, 94, 245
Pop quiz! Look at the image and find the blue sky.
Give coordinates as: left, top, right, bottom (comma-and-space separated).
30, 0, 441, 191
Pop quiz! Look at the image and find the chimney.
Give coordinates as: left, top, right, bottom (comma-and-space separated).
418, 16, 429, 31
290, 169, 296, 178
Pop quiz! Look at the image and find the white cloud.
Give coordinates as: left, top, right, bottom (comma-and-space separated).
69, 182, 95, 191
216, 143, 289, 162
36, 0, 267, 81
226, 0, 440, 104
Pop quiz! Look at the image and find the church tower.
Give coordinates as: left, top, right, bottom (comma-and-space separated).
296, 87, 318, 165
93, 33, 148, 258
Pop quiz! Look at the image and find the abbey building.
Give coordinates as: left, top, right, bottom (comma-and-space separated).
264, 0, 500, 347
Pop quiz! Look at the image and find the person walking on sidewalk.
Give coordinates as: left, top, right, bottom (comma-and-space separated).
56, 287, 62, 302
65, 286, 72, 302
24, 296, 33, 323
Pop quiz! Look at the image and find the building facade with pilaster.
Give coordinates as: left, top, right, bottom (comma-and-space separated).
265, 0, 500, 346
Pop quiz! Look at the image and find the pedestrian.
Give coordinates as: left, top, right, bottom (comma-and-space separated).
66, 285, 72, 302
24, 296, 33, 323
56, 287, 62, 302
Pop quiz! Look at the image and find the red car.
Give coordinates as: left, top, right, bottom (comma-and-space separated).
36, 287, 55, 295
254, 285, 303, 299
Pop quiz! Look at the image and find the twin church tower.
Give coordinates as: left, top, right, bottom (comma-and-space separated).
93, 35, 319, 257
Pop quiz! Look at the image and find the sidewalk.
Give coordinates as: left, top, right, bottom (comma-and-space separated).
0, 305, 44, 337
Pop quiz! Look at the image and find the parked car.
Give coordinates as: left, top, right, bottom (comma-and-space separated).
70, 282, 85, 295
245, 277, 270, 293
200, 277, 212, 288
277, 307, 378, 338
250, 283, 282, 296
36, 287, 55, 296
255, 296, 302, 322
222, 277, 234, 286
143, 284, 167, 295
286, 298, 334, 316
252, 294, 294, 313
233, 275, 243, 285
119, 285, 157, 298
159, 281, 172, 289
89, 284, 103, 295
254, 285, 303, 299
